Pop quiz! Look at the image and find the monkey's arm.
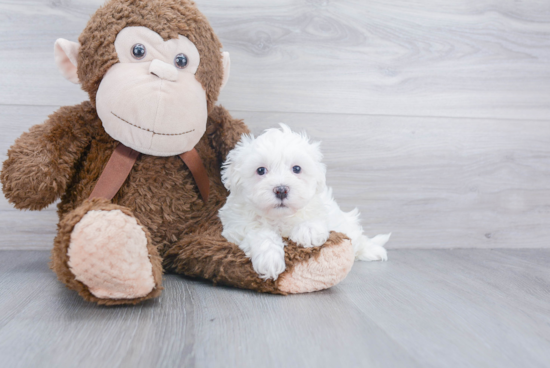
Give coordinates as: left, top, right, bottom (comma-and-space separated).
206, 105, 250, 164
1, 102, 96, 210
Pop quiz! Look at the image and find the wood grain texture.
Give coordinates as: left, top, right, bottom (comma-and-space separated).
2, 105, 549, 250
1, 249, 549, 368
0, 0, 549, 119
238, 110, 550, 250
342, 248, 550, 368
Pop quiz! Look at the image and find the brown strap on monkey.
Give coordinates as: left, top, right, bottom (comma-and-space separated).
89, 143, 209, 203
179, 149, 210, 203
88, 144, 140, 201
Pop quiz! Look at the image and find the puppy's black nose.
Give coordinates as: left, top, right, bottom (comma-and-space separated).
274, 186, 289, 200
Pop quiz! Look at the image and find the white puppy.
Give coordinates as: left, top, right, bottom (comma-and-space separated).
219, 124, 390, 280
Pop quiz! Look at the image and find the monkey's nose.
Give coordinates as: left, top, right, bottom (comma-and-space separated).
149, 59, 178, 82
274, 186, 289, 200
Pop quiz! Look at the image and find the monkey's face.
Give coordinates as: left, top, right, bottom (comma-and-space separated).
94, 27, 208, 156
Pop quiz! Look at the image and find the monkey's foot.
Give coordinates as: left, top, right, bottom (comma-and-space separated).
68, 209, 156, 299
52, 199, 163, 305
277, 232, 355, 294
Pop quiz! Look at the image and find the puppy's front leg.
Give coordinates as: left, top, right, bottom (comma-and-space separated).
290, 220, 330, 248
242, 230, 286, 280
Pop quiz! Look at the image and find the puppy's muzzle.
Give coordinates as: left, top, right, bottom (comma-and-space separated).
274, 186, 289, 200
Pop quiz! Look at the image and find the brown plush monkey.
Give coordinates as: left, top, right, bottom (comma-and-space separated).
1, 0, 354, 305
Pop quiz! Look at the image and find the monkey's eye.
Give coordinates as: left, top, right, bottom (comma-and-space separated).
131, 44, 146, 60
293, 166, 302, 174
257, 167, 267, 176
174, 53, 188, 69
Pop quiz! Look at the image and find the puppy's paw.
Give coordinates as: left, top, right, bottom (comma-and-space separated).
251, 242, 286, 280
290, 221, 330, 248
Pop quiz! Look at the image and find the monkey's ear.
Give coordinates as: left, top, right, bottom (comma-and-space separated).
54, 39, 80, 84
220, 52, 231, 90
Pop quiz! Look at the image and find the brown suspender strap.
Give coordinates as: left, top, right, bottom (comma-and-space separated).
179, 148, 210, 203
88, 144, 210, 203
89, 143, 140, 200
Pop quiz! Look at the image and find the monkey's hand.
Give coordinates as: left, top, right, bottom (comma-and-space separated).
1, 103, 95, 210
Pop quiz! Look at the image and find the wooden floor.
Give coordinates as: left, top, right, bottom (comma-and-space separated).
1, 249, 549, 368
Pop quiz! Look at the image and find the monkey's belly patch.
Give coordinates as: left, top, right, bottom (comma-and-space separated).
111, 111, 195, 136
67, 209, 156, 299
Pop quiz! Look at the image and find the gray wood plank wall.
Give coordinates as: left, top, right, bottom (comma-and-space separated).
1, 0, 549, 250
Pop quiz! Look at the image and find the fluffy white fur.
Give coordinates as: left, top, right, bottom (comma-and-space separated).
219, 124, 390, 280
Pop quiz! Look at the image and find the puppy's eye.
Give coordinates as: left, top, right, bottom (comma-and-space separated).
174, 53, 188, 69
131, 44, 146, 60
257, 167, 267, 176
293, 166, 302, 174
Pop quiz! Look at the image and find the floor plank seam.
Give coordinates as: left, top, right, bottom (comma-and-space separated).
2, 103, 550, 124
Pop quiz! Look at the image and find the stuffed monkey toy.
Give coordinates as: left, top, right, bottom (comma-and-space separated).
0, 0, 355, 305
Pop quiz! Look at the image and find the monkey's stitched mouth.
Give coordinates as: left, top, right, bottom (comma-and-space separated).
111, 112, 195, 136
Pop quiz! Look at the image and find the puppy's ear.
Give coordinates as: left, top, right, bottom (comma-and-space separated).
222, 134, 254, 192
308, 141, 327, 194
221, 157, 237, 192
316, 162, 328, 194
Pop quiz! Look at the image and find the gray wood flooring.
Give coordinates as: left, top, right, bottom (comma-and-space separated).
1, 249, 549, 368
